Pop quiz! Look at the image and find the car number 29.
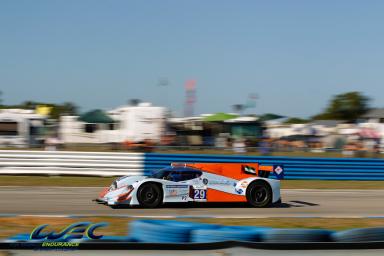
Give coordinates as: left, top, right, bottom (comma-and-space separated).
193, 189, 206, 199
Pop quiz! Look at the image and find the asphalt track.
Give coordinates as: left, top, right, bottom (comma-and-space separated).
1, 187, 384, 217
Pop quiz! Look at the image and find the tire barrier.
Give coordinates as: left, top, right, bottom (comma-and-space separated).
262, 228, 334, 243
4, 221, 384, 250
128, 219, 220, 243
4, 234, 32, 243
333, 227, 384, 242
191, 226, 270, 243
144, 153, 384, 180
127, 219, 384, 244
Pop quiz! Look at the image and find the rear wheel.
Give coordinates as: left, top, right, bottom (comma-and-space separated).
246, 180, 272, 207
137, 183, 163, 208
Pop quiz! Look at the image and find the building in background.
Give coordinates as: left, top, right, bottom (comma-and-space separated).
108, 102, 166, 143
360, 108, 384, 138
168, 113, 263, 147
59, 102, 167, 144
0, 109, 47, 147
59, 109, 115, 144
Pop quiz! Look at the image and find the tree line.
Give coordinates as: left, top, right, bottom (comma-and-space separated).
0, 90, 373, 122
284, 91, 370, 123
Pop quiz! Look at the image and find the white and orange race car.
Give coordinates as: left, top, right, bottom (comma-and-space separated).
95, 162, 284, 208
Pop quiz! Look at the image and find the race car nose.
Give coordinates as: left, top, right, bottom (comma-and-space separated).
98, 187, 109, 198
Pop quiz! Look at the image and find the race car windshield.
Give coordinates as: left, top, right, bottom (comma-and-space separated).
149, 167, 203, 181
149, 168, 173, 179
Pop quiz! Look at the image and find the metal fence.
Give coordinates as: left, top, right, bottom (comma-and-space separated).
0, 150, 144, 176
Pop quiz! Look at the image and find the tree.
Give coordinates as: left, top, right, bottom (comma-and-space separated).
129, 99, 141, 106
61, 102, 78, 115
284, 117, 309, 124
312, 91, 370, 121
0, 100, 79, 119
49, 102, 79, 119
259, 113, 284, 121
232, 104, 245, 114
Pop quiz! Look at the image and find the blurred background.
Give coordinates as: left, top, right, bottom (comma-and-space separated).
1, 1, 384, 157
0, 90, 383, 158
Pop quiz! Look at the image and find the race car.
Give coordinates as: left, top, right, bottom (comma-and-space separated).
95, 162, 284, 208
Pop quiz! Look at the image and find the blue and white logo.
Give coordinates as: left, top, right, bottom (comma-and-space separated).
273, 165, 284, 180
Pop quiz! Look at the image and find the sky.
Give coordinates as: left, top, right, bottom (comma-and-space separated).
1, 0, 384, 118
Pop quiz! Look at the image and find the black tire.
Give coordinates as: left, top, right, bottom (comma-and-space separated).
137, 183, 163, 208
246, 180, 272, 207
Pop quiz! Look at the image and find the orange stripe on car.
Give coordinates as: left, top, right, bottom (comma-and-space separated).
98, 187, 109, 198
184, 163, 272, 180
117, 191, 133, 202
259, 165, 273, 171
206, 188, 247, 202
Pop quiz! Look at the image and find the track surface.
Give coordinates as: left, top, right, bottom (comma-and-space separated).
1, 187, 383, 217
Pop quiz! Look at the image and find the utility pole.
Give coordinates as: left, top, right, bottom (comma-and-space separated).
184, 80, 196, 117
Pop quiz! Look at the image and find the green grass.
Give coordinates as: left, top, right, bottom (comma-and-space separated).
0, 175, 383, 189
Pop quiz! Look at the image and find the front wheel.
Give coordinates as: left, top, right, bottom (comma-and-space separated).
137, 183, 163, 208
246, 180, 272, 207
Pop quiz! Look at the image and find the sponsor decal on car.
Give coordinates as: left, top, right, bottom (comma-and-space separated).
168, 189, 178, 196
235, 188, 244, 194
240, 181, 249, 188
273, 165, 284, 179
242, 165, 256, 174
165, 185, 189, 188
274, 166, 283, 174
208, 180, 233, 185
193, 189, 207, 199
